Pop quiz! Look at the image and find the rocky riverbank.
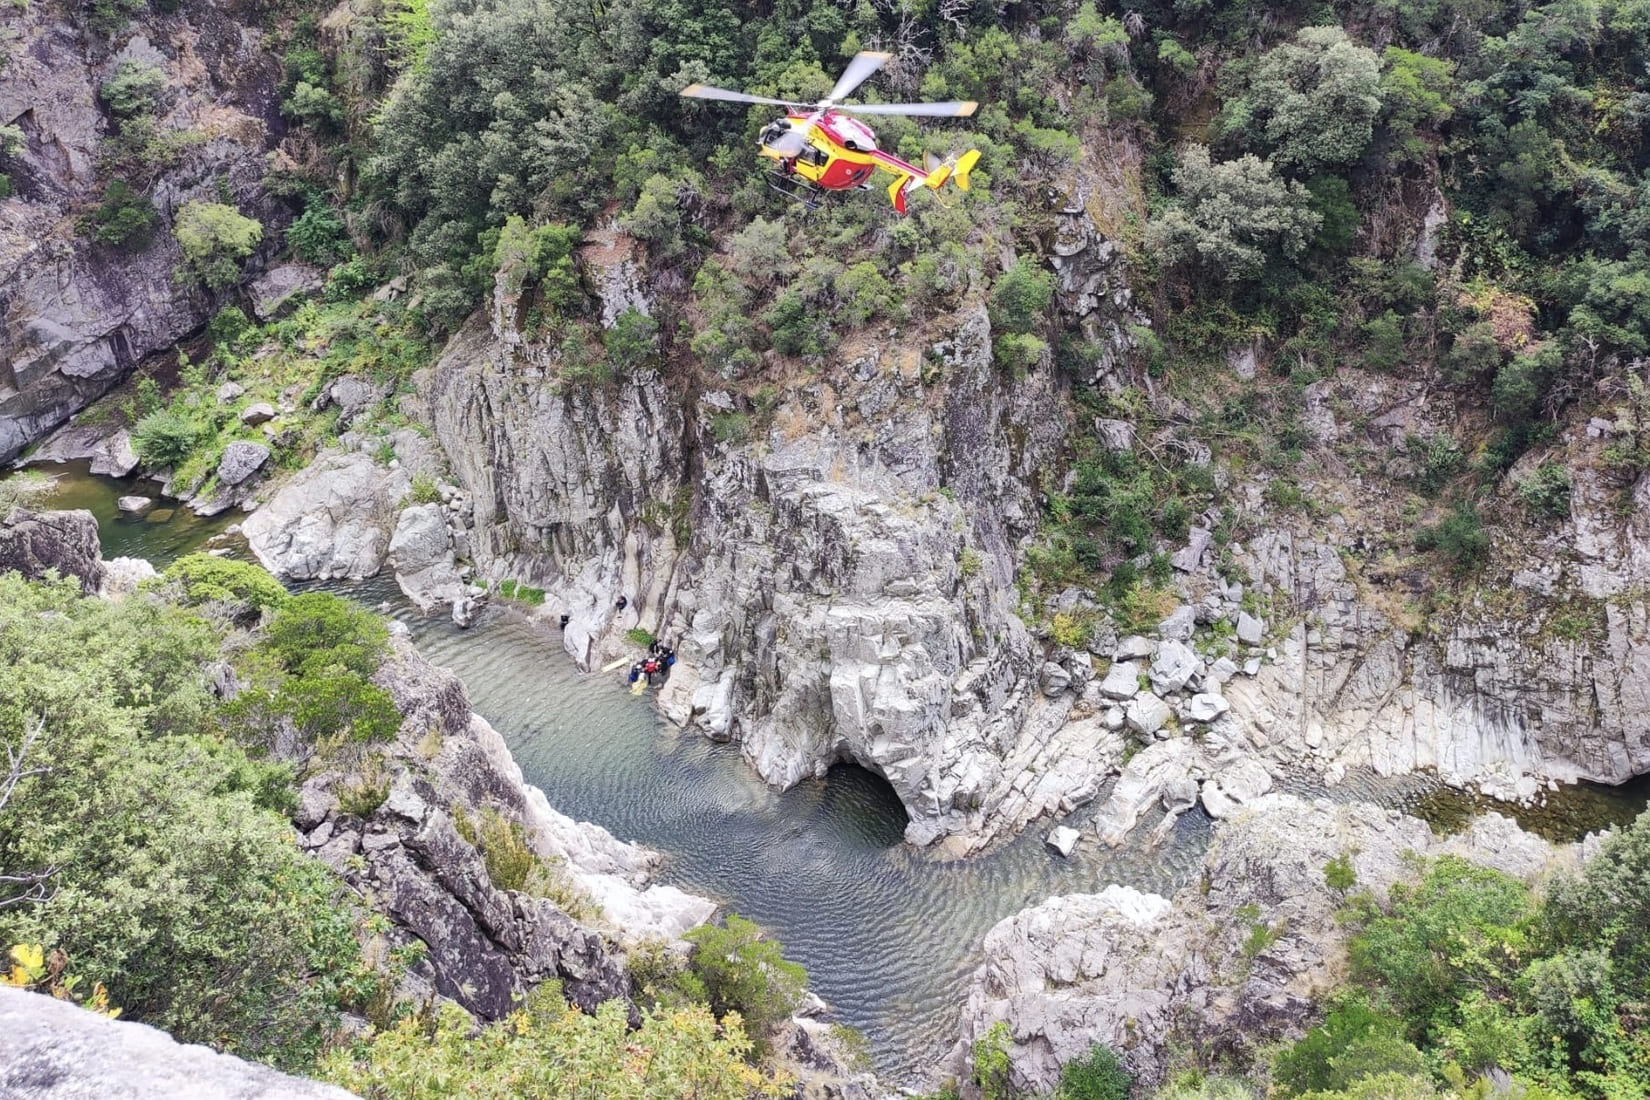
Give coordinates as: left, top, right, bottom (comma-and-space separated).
948, 792, 1583, 1097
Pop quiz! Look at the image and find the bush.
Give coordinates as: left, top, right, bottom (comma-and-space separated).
320, 994, 789, 1099
1514, 461, 1570, 520
604, 307, 658, 373
164, 554, 288, 615
625, 627, 655, 648
1273, 998, 1414, 1096
1056, 1043, 1131, 1100
130, 408, 200, 469
287, 198, 352, 265
99, 60, 166, 117
0, 574, 369, 1070
1413, 503, 1489, 572
988, 260, 1055, 335
87, 179, 157, 247
263, 592, 388, 677
685, 913, 806, 1045
1146, 147, 1320, 284
174, 200, 264, 290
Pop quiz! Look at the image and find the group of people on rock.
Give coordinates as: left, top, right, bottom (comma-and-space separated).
629, 638, 677, 687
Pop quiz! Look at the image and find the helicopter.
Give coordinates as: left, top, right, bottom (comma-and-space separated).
681, 50, 982, 215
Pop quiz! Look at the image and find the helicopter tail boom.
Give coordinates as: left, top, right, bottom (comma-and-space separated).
869, 147, 981, 213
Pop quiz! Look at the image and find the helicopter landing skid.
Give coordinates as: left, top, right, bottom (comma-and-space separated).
765, 170, 825, 210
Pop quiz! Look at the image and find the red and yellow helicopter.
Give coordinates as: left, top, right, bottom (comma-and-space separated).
682, 51, 981, 215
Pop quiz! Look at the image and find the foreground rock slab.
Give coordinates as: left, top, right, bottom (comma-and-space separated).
0, 986, 356, 1100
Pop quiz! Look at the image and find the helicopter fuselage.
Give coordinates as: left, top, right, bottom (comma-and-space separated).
759, 110, 933, 212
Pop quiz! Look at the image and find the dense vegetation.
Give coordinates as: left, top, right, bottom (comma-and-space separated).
0, 569, 384, 1070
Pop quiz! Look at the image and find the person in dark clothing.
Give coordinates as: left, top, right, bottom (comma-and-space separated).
559, 614, 570, 629
627, 662, 642, 684
648, 639, 662, 657
616, 595, 628, 611
661, 643, 676, 667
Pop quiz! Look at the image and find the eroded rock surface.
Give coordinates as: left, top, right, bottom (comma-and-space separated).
950, 794, 1577, 1097
243, 450, 409, 579
0, 506, 104, 592
0, 10, 287, 463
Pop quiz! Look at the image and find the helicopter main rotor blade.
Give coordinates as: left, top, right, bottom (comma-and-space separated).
834, 100, 979, 117
681, 83, 809, 109
826, 51, 892, 104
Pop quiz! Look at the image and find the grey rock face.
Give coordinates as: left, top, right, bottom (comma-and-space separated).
425, 287, 1074, 852
0, 507, 104, 593
248, 263, 324, 320
1223, 526, 1650, 789
243, 450, 410, 579
0, 7, 287, 464
951, 794, 1577, 1096
0, 986, 356, 1100
21, 422, 139, 476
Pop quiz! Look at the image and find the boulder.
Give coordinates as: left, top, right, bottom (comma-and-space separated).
1235, 611, 1264, 646
1185, 692, 1230, 723
248, 263, 325, 320
99, 556, 158, 600
116, 495, 153, 515
1099, 660, 1140, 700
215, 441, 270, 486
1171, 526, 1214, 573
1045, 825, 1080, 858
0, 986, 357, 1100
1158, 604, 1196, 641
216, 381, 245, 404
1094, 418, 1135, 452
1039, 661, 1071, 696
1124, 692, 1171, 736
1149, 640, 1200, 695
1114, 635, 1155, 662
0, 507, 104, 593
240, 402, 276, 426
388, 503, 469, 614
1199, 757, 1273, 819
21, 423, 140, 477
243, 449, 410, 579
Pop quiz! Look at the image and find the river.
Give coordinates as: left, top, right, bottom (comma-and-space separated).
10, 462, 1650, 1084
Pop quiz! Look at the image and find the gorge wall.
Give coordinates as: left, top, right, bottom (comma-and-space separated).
0, 0, 287, 463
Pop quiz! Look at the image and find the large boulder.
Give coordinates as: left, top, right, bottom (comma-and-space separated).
0, 986, 355, 1100
242, 449, 410, 579
0, 507, 104, 593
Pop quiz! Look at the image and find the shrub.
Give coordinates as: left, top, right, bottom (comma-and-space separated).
1514, 461, 1570, 520
1146, 147, 1321, 284
174, 201, 263, 290
287, 198, 352, 265
1413, 503, 1489, 572
625, 627, 654, 648
1273, 998, 1413, 1096
320, 995, 788, 1099
988, 260, 1055, 335
263, 592, 388, 677
409, 472, 442, 505
685, 913, 806, 1045
164, 554, 288, 615
994, 333, 1047, 378
1056, 1043, 1131, 1100
99, 60, 166, 117
604, 307, 658, 373
130, 408, 200, 468
87, 179, 157, 247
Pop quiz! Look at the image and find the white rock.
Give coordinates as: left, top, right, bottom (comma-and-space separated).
216, 381, 245, 403
116, 495, 152, 515
1243, 657, 1262, 677
1158, 604, 1196, 641
1040, 662, 1071, 696
1114, 635, 1155, 662
1184, 693, 1229, 723
1149, 640, 1200, 694
1045, 825, 1080, 858
1125, 692, 1171, 735
1236, 611, 1264, 645
216, 441, 270, 486
1099, 660, 1141, 700
1171, 527, 1213, 573
240, 402, 276, 426
243, 450, 410, 579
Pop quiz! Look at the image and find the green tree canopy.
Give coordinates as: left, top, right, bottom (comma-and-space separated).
1146, 146, 1321, 283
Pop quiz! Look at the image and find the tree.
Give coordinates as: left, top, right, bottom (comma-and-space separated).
174, 201, 263, 290
98, 60, 166, 118
684, 913, 806, 1046
1227, 27, 1384, 175
1146, 146, 1321, 283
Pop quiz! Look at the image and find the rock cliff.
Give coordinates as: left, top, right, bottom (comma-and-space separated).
420, 244, 1125, 850
0, 0, 287, 463
948, 793, 1576, 1097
